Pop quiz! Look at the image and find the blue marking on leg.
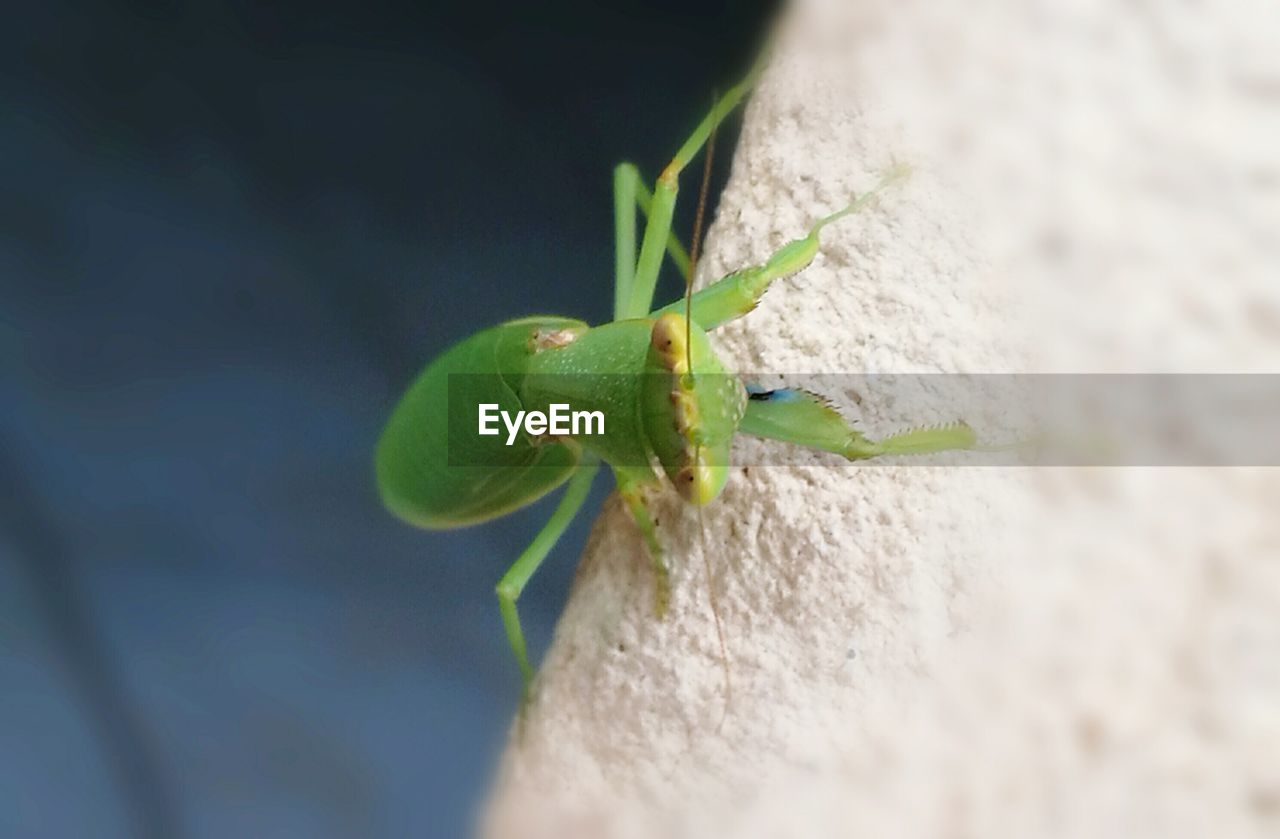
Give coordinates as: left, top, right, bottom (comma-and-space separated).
746, 384, 805, 403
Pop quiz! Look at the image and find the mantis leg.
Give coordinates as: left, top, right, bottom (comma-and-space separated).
652, 165, 911, 329
496, 459, 600, 700
619, 56, 766, 319
739, 386, 977, 459
613, 163, 692, 321
614, 468, 670, 617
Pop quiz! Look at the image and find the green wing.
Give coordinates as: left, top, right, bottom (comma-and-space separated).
376, 317, 586, 529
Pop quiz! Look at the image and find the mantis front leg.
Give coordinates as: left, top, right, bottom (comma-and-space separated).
653, 165, 911, 329
739, 386, 976, 460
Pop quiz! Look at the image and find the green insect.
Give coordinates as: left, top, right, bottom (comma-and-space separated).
375, 57, 975, 701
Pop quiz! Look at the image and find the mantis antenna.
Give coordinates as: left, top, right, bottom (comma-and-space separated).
685, 90, 732, 721
685, 92, 716, 343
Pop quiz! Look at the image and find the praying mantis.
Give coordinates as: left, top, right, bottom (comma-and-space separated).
375, 55, 975, 702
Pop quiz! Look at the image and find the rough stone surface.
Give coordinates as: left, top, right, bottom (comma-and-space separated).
484, 1, 1280, 837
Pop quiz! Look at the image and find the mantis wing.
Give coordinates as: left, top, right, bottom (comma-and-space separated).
376, 317, 586, 529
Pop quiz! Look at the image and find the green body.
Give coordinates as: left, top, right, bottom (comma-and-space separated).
374, 55, 977, 704
376, 313, 745, 528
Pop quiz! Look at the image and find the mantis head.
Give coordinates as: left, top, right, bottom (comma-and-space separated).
644, 312, 747, 505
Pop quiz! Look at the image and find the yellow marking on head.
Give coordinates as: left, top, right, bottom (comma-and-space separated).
674, 447, 718, 505
650, 313, 688, 371
670, 389, 700, 435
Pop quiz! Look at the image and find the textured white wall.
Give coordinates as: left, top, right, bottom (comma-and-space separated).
484, 1, 1280, 837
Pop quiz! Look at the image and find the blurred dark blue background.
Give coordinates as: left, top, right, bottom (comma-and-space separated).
0, 1, 774, 836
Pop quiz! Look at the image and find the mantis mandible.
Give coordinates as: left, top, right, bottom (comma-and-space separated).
375, 56, 976, 702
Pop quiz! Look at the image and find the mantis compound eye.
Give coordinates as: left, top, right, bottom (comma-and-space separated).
673, 451, 719, 505
650, 312, 689, 374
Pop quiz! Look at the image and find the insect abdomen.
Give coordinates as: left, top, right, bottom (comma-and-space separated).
375, 317, 586, 529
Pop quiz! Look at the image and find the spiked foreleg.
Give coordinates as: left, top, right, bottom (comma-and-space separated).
652, 165, 911, 329
738, 386, 976, 460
